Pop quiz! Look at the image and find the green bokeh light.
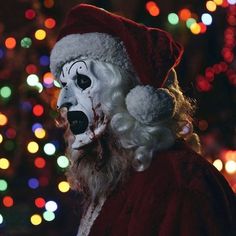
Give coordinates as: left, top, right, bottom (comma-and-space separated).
0, 179, 8, 191
186, 18, 196, 28
20, 37, 32, 48
168, 13, 179, 25
0, 86, 11, 98
43, 211, 55, 222
4, 140, 15, 151
57, 156, 69, 168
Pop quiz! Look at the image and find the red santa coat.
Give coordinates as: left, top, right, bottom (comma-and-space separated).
88, 140, 236, 236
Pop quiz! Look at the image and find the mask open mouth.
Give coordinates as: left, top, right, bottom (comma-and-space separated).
67, 111, 89, 135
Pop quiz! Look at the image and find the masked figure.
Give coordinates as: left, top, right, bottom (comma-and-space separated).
50, 4, 236, 236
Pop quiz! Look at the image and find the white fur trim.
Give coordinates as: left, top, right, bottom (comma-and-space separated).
125, 85, 176, 124
50, 33, 133, 79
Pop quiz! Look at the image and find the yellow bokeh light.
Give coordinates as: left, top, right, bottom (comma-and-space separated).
0, 114, 8, 126
206, 1, 217, 12
0, 134, 3, 143
190, 23, 201, 34
27, 141, 39, 154
58, 181, 70, 193
225, 160, 236, 174
213, 159, 223, 171
34, 128, 46, 139
213, 0, 223, 5
30, 214, 42, 226
35, 29, 46, 40
0, 158, 10, 170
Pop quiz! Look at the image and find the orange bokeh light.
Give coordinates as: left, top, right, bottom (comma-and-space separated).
5, 37, 16, 49
44, 18, 56, 29
206, 1, 217, 12
146, 1, 160, 17
179, 8, 191, 21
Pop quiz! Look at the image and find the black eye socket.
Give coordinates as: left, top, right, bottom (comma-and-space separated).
76, 73, 91, 90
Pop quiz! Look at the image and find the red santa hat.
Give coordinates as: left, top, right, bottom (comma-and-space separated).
50, 3, 183, 89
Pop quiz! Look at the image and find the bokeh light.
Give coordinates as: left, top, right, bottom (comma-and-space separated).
214, 0, 223, 5
168, 13, 179, 25
179, 8, 191, 21
33, 104, 44, 117
57, 155, 69, 168
43, 72, 54, 87
199, 23, 207, 33
44, 0, 55, 8
40, 55, 50, 66
0, 214, 3, 224
32, 123, 43, 132
201, 13, 213, 25
45, 200, 58, 212
53, 80, 61, 88
28, 178, 39, 189
0, 134, 3, 144
27, 141, 39, 154
0, 86, 11, 98
44, 18, 56, 29
5, 128, 16, 139
35, 197, 46, 208
0, 158, 10, 170
35, 29, 46, 40
34, 157, 46, 169
146, 1, 160, 17
30, 214, 42, 226
27, 74, 39, 86
58, 181, 70, 193
206, 1, 217, 11
34, 128, 46, 139
0, 113, 8, 126
225, 160, 236, 174
3, 196, 14, 207
213, 159, 223, 171
186, 18, 196, 28
227, 0, 236, 4
0, 179, 8, 191
25, 64, 38, 74
5, 37, 16, 49
21, 37, 32, 48
4, 140, 15, 151
43, 211, 55, 221
190, 23, 201, 34
25, 9, 36, 20
43, 143, 56, 155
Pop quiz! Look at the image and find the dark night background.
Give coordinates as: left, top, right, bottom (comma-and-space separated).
0, 0, 235, 235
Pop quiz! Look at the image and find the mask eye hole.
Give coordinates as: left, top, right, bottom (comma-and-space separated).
76, 73, 91, 90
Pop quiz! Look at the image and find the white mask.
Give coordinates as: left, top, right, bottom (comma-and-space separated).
57, 59, 109, 149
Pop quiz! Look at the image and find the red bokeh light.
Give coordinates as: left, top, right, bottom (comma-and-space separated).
35, 197, 46, 208
25, 9, 36, 20
33, 104, 44, 117
34, 157, 46, 169
25, 64, 38, 74
3, 196, 14, 207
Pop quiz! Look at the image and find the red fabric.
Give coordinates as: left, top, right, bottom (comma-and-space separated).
89, 141, 236, 236
57, 4, 183, 88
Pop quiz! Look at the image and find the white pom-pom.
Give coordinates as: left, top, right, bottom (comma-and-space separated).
125, 85, 176, 124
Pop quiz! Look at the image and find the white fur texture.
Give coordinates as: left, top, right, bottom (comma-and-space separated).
50, 33, 134, 79
125, 85, 176, 124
